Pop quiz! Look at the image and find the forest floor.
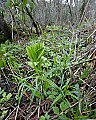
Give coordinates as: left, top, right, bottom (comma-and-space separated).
0, 25, 96, 120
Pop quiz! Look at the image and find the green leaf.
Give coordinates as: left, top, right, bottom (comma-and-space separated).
48, 95, 55, 100
26, 46, 33, 60
59, 114, 70, 120
31, 47, 37, 61
51, 94, 62, 107
13, 75, 42, 99
26, 42, 44, 64
27, 61, 38, 68
41, 77, 62, 93
2, 92, 6, 97
37, 48, 44, 61
6, 93, 12, 99
53, 107, 59, 115
23, 0, 27, 6
0, 59, 6, 68
14, 0, 17, 4
66, 91, 78, 100
40, 116, 45, 120
81, 69, 89, 79
60, 101, 69, 111
45, 112, 50, 119
6, 0, 11, 8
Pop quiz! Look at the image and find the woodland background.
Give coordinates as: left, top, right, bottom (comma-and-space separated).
0, 0, 96, 120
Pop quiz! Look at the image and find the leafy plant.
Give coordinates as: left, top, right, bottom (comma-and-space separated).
0, 25, 95, 119
26, 41, 44, 73
0, 87, 12, 120
0, 87, 12, 103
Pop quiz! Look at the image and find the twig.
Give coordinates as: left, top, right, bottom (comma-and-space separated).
80, 79, 96, 91
38, 98, 41, 118
79, 100, 82, 115
28, 105, 39, 119
5, 106, 17, 120
82, 109, 96, 114
74, 33, 78, 60
15, 105, 19, 120
69, 58, 96, 69
1, 69, 10, 85
79, 0, 90, 25
87, 29, 96, 40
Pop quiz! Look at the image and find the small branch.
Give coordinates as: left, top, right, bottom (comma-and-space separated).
5, 107, 17, 120
87, 29, 96, 40
38, 99, 41, 118
69, 58, 96, 69
79, 0, 90, 25
15, 105, 19, 120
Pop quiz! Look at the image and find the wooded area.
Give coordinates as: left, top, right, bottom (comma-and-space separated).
0, 0, 96, 120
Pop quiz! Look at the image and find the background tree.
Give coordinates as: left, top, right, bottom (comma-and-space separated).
0, 0, 96, 43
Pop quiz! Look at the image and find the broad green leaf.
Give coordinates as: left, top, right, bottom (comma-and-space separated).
37, 48, 44, 61
6, 0, 12, 8
6, 93, 12, 99
40, 116, 45, 120
2, 92, 6, 97
27, 61, 39, 68
26, 46, 33, 60
66, 91, 78, 100
48, 95, 55, 100
23, 0, 27, 6
60, 101, 69, 111
26, 42, 44, 63
53, 107, 59, 115
59, 114, 70, 120
81, 69, 89, 79
45, 112, 50, 119
42, 77, 62, 92
51, 94, 62, 107
14, 0, 17, 4
31, 47, 37, 61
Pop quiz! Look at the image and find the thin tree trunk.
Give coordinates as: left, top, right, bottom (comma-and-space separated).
66, 0, 73, 23
0, 14, 12, 43
25, 6, 42, 36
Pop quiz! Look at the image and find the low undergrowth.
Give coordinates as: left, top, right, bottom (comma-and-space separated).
0, 25, 96, 120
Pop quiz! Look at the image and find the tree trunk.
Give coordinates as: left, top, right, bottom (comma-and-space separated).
25, 6, 42, 36
0, 14, 12, 43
